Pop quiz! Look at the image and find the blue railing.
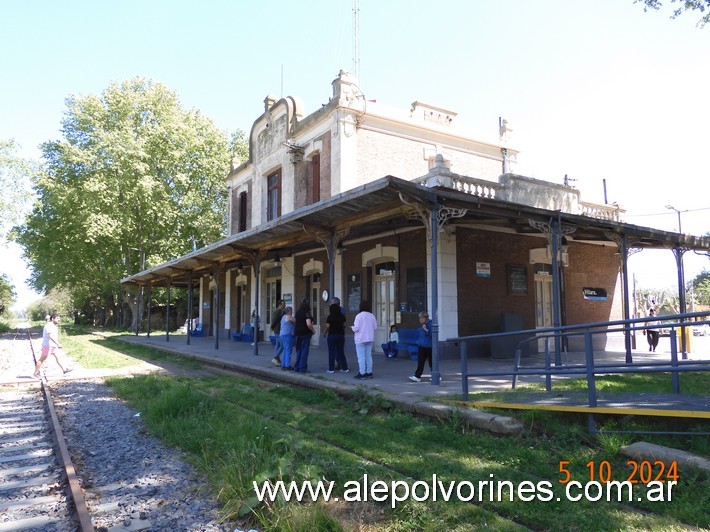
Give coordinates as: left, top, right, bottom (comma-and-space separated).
454, 311, 710, 402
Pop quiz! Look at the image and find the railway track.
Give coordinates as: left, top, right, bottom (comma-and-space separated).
0, 382, 89, 531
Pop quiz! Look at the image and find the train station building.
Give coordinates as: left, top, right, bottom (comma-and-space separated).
122, 70, 710, 367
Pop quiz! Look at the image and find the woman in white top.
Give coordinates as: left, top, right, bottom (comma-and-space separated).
351, 300, 378, 380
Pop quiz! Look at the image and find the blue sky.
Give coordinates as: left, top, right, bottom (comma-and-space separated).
2, 0, 709, 308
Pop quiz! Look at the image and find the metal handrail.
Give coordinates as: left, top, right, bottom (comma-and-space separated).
457, 312, 710, 402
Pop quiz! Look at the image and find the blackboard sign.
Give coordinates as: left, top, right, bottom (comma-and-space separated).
347, 273, 361, 313
507, 264, 528, 295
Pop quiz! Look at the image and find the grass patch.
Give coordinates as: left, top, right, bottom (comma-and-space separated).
59, 327, 203, 370
66, 333, 709, 530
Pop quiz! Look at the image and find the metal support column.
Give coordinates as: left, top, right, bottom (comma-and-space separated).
165, 281, 171, 342
673, 247, 688, 359
550, 219, 562, 365
146, 286, 152, 337
214, 270, 221, 350
187, 271, 193, 346
134, 285, 141, 336
430, 205, 441, 385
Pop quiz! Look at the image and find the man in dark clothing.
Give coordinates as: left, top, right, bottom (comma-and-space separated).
294, 299, 316, 373
270, 300, 286, 366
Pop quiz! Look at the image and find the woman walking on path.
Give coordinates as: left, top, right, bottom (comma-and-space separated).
34, 313, 71, 377
351, 300, 377, 380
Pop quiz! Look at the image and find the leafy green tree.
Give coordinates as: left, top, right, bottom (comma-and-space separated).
636, 0, 710, 26
15, 78, 243, 328
0, 139, 34, 237
690, 270, 710, 306
0, 274, 16, 317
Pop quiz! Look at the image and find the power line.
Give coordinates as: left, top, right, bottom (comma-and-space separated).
624, 206, 710, 218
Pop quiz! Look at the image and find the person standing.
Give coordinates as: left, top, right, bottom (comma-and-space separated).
34, 313, 71, 377
647, 308, 660, 352
279, 306, 296, 370
331, 296, 346, 371
351, 300, 377, 380
250, 309, 261, 345
409, 311, 432, 382
323, 303, 349, 373
270, 300, 286, 366
293, 299, 316, 373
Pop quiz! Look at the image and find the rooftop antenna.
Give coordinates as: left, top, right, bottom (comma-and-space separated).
353, 0, 360, 80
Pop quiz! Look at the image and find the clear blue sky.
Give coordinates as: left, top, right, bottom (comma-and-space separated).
2, 0, 709, 308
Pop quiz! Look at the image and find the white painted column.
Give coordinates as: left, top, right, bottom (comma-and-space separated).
225, 269, 232, 333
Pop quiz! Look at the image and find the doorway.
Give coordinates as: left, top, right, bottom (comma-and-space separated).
534, 267, 553, 352
374, 261, 396, 351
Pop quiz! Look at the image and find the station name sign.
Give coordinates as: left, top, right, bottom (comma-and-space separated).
582, 287, 607, 301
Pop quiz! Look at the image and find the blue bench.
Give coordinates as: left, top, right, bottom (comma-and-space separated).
190, 323, 205, 337
395, 328, 419, 360
232, 324, 253, 343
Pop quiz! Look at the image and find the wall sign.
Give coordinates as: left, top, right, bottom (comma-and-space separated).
347, 273, 361, 313
507, 264, 528, 295
583, 287, 607, 301
476, 262, 491, 278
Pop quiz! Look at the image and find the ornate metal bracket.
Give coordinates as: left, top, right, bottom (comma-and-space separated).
399, 193, 467, 240
603, 232, 643, 260
304, 226, 350, 262
529, 219, 577, 246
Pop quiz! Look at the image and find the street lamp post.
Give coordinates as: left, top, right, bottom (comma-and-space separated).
665, 205, 682, 233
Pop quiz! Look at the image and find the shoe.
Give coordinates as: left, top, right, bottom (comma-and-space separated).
271, 357, 281, 366
365, 373, 373, 379
340, 369, 349, 373
327, 370, 335, 374
282, 366, 294, 371
63, 368, 73, 374
354, 373, 367, 380
409, 375, 421, 382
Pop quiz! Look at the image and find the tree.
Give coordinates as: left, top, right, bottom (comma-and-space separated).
0, 274, 16, 317
690, 270, 710, 306
0, 139, 34, 237
636, 0, 710, 26
15, 78, 245, 328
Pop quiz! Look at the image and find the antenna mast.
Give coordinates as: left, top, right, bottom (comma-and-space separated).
353, 0, 360, 80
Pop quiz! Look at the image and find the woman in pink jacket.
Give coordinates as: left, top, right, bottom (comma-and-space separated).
351, 300, 378, 380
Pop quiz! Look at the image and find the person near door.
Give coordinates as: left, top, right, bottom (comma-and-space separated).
279, 306, 296, 369
382, 324, 399, 358
351, 300, 377, 379
323, 303, 349, 373
293, 299, 316, 373
270, 299, 285, 366
409, 311, 432, 382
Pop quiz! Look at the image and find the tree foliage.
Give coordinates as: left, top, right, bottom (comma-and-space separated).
690, 270, 710, 306
636, 0, 710, 26
15, 78, 243, 326
0, 139, 34, 237
0, 274, 16, 317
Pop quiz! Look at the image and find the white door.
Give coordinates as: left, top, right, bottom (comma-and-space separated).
374, 265, 396, 351
535, 274, 553, 352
